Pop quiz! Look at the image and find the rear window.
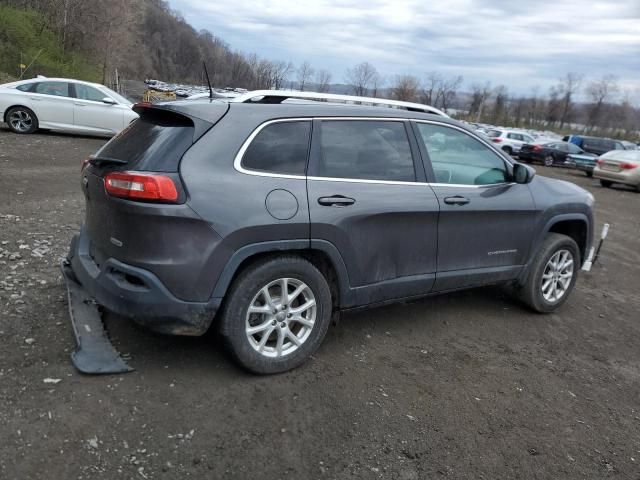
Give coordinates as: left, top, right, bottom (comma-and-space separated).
95, 110, 194, 172
487, 130, 502, 138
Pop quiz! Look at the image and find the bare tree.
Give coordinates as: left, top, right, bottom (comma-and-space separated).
315, 69, 332, 93
271, 61, 294, 90
585, 75, 619, 131
296, 61, 314, 91
345, 62, 379, 96
469, 82, 492, 122
392, 74, 420, 102
558, 72, 583, 129
421, 72, 442, 105
491, 85, 509, 124
436, 75, 463, 112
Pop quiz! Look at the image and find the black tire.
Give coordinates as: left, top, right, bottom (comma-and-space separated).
586, 171, 593, 178
6, 106, 38, 134
517, 233, 580, 313
600, 179, 612, 188
544, 155, 554, 167
502, 146, 513, 156
219, 256, 332, 374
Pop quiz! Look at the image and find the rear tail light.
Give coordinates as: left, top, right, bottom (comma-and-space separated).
104, 171, 178, 202
532, 145, 541, 152
596, 158, 603, 166
621, 162, 638, 170
491, 138, 503, 143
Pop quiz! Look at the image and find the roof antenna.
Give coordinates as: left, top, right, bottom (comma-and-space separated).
203, 61, 213, 100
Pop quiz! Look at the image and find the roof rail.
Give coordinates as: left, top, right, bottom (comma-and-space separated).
230, 90, 449, 117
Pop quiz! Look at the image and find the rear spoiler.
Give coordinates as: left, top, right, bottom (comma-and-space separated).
132, 102, 230, 141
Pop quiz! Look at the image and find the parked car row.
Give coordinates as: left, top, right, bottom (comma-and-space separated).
145, 79, 248, 98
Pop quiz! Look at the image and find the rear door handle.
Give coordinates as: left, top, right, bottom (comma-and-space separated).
29, 97, 42, 101
74, 103, 87, 107
318, 195, 355, 207
443, 196, 470, 206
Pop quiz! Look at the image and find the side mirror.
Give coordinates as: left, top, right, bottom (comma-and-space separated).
101, 97, 117, 105
513, 163, 535, 184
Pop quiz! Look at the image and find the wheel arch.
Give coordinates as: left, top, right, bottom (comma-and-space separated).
517, 213, 590, 286
211, 239, 353, 309
3, 104, 36, 123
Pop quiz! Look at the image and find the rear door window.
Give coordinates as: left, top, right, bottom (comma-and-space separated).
314, 120, 415, 182
34, 81, 70, 97
241, 121, 311, 175
94, 109, 195, 172
416, 123, 508, 185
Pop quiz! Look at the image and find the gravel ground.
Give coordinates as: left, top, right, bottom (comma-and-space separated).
1, 126, 639, 479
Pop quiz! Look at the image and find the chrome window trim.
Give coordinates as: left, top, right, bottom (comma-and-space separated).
233, 116, 514, 188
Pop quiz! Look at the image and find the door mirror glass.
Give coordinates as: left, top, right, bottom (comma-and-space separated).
513, 163, 535, 184
101, 97, 117, 105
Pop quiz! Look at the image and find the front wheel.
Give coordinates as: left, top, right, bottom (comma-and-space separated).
517, 233, 580, 313
219, 256, 332, 374
6, 106, 38, 134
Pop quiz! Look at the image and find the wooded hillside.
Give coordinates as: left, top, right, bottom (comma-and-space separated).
0, 0, 292, 89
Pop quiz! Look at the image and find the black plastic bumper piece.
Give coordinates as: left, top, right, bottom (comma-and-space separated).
61, 261, 133, 374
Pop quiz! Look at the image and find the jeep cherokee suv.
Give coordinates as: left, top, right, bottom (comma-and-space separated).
66, 92, 594, 374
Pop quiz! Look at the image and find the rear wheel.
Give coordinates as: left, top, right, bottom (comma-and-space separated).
219, 256, 332, 374
544, 155, 554, 167
6, 106, 38, 134
518, 233, 580, 313
600, 179, 612, 188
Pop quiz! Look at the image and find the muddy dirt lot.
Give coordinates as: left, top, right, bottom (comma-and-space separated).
1, 126, 639, 480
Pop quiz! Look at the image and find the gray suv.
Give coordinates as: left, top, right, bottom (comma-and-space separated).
66, 93, 594, 374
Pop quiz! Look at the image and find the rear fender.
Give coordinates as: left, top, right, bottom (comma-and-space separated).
211, 239, 353, 307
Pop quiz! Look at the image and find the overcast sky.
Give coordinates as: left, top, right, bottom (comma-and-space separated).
170, 0, 640, 100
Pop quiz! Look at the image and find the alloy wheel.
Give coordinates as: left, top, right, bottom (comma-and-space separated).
541, 249, 574, 302
9, 110, 33, 133
245, 278, 316, 358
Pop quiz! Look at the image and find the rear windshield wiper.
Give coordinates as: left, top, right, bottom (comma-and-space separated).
89, 156, 128, 166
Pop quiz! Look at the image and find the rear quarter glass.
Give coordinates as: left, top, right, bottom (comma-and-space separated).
94, 109, 196, 172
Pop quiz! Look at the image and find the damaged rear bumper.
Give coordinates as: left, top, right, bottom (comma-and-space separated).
67, 227, 220, 336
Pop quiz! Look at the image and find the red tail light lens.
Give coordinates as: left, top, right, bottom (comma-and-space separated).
621, 162, 638, 169
532, 145, 541, 152
596, 158, 604, 166
104, 171, 178, 202
491, 138, 502, 143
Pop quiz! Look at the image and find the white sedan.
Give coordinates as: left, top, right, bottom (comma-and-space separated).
0, 77, 138, 136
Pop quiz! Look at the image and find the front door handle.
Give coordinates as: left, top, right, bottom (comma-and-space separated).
443, 195, 470, 206
318, 195, 355, 207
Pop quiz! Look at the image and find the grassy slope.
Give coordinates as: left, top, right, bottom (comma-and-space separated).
0, 5, 99, 81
